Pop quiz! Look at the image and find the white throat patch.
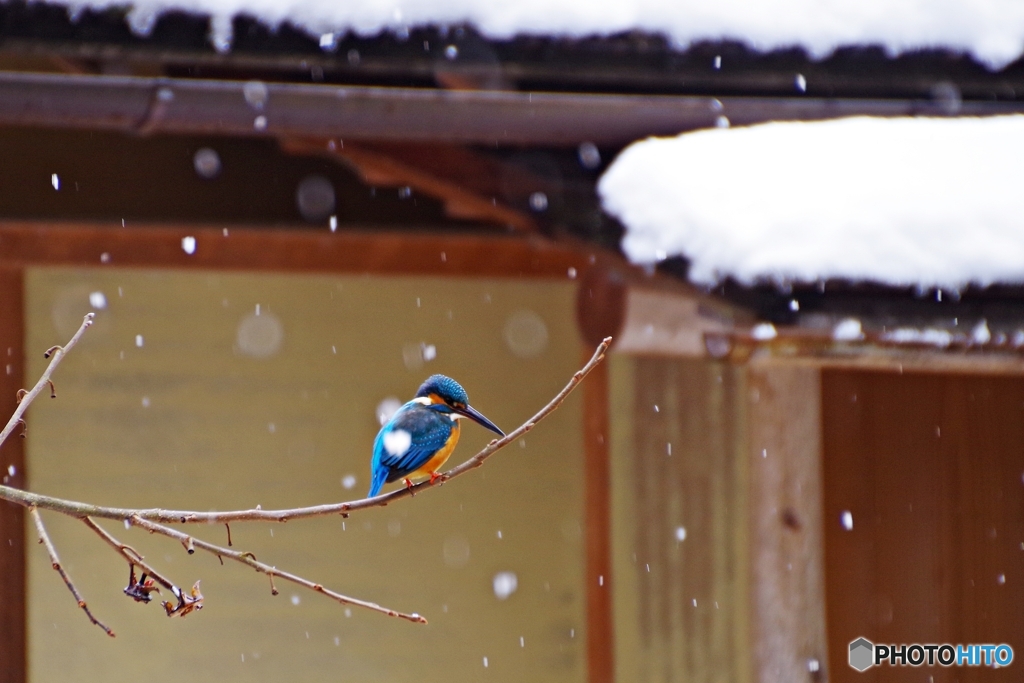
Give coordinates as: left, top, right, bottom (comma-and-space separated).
383, 429, 412, 457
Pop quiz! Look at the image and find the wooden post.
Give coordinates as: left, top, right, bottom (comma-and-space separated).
585, 354, 614, 683
0, 267, 25, 683
746, 361, 829, 682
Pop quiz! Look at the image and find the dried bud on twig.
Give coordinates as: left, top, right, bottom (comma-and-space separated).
162, 581, 204, 617
123, 566, 161, 604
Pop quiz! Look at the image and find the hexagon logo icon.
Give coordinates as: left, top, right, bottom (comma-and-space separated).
849, 637, 874, 671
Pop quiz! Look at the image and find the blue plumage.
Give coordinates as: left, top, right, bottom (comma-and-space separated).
415, 375, 469, 405
372, 403, 455, 484
368, 375, 504, 497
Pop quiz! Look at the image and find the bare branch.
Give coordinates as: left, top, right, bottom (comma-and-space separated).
0, 313, 94, 449
83, 517, 206, 617
83, 518, 179, 597
0, 337, 612, 525
128, 514, 428, 624
1, 327, 610, 627
29, 507, 115, 637
444, 338, 612, 479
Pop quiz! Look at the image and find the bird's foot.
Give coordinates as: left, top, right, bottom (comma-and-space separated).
429, 472, 443, 486
403, 478, 415, 496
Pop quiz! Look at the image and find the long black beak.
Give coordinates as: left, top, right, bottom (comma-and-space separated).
456, 404, 505, 437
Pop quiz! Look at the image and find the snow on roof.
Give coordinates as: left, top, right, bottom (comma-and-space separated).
84, 0, 1024, 66
598, 115, 1024, 290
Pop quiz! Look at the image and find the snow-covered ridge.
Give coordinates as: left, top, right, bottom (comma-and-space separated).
599, 115, 1024, 290
52, 0, 1024, 66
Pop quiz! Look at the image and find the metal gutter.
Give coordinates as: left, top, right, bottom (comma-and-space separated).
2, 71, 1024, 146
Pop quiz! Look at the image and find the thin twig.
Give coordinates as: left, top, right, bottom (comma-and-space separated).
128, 514, 428, 624
0, 313, 94, 448
0, 337, 612, 525
443, 338, 612, 479
82, 517, 179, 596
4, 335, 610, 626
84, 517, 205, 616
29, 507, 115, 637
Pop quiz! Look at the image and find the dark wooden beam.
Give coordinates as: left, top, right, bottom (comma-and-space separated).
4, 72, 1024, 147
0, 221, 589, 277
279, 138, 539, 232
0, 267, 25, 683
348, 141, 564, 206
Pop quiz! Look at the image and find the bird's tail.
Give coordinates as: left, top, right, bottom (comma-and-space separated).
368, 466, 388, 498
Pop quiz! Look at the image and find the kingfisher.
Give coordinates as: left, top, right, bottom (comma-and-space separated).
368, 374, 504, 497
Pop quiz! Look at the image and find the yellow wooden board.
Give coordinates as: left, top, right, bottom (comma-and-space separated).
609, 355, 751, 683
25, 267, 584, 683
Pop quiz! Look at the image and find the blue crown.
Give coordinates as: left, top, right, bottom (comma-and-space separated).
415, 374, 469, 405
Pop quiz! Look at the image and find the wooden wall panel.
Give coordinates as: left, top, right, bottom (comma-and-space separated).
1, 222, 598, 683
823, 371, 1024, 683
25, 269, 585, 683
610, 355, 749, 683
